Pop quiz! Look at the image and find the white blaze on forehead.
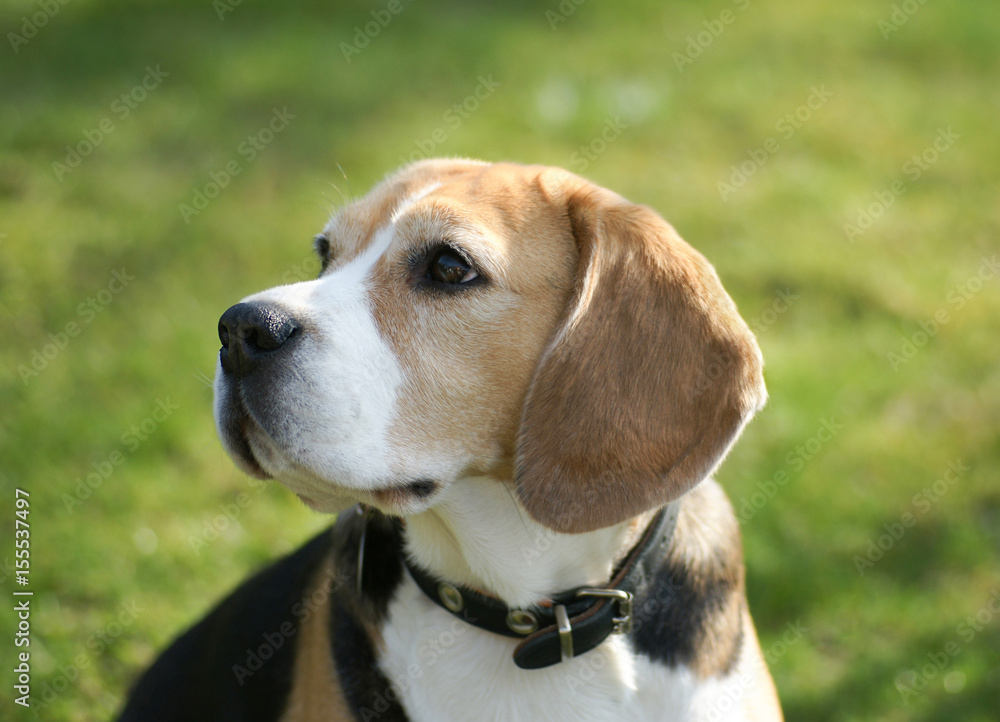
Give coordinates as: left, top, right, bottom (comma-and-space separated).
256, 178, 434, 308
390, 181, 442, 224
316, 181, 441, 281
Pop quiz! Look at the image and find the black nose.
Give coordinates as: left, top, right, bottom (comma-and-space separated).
218, 302, 299, 376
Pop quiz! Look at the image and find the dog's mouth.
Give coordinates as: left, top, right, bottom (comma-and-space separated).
234, 419, 270, 479
296, 479, 439, 514
370, 479, 439, 507
218, 386, 273, 480
294, 481, 439, 517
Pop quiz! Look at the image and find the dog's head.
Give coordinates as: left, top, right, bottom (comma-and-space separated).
213, 159, 765, 533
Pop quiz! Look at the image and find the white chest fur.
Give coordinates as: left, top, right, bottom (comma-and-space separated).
379, 577, 636, 722
377, 577, 750, 722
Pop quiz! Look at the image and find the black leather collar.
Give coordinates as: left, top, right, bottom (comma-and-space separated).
390, 502, 680, 670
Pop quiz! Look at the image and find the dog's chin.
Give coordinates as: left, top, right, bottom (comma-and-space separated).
366, 479, 442, 516
293, 491, 359, 515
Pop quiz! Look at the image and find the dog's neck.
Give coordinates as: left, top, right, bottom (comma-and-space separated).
401, 476, 647, 608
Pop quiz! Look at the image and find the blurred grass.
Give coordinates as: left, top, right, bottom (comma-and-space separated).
1, 0, 999, 719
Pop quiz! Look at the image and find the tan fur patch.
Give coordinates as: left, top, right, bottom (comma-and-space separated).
737, 609, 785, 721
278, 556, 353, 722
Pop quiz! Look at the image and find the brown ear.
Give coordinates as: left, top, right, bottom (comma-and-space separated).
514, 177, 766, 533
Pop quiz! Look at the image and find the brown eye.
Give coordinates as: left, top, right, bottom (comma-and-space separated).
430, 249, 479, 285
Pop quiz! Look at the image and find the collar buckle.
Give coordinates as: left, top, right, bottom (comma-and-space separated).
554, 604, 574, 662
576, 588, 634, 634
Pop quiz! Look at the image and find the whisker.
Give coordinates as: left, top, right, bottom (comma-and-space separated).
193, 369, 215, 390
336, 162, 354, 200
501, 480, 531, 533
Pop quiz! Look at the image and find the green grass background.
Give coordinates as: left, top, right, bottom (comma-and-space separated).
2, 0, 998, 719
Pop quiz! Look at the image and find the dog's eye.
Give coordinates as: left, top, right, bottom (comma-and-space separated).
429, 248, 479, 285
314, 235, 332, 273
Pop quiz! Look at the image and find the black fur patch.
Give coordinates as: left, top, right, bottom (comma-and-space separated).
628, 493, 746, 677
331, 508, 405, 620
330, 509, 410, 721
629, 554, 745, 675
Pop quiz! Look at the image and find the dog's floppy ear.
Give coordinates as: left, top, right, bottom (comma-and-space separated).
514, 174, 766, 533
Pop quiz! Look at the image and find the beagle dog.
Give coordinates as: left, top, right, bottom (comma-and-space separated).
120, 159, 782, 721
